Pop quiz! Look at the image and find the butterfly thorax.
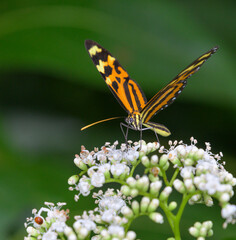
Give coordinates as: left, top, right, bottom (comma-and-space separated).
125, 113, 142, 130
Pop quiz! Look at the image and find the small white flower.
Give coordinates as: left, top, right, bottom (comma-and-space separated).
98, 163, 111, 173
50, 221, 67, 232
108, 225, 125, 237
99, 195, 126, 213
42, 230, 58, 240
221, 204, 236, 227
78, 179, 91, 196
111, 163, 129, 177
126, 230, 136, 240
91, 172, 105, 187
87, 166, 99, 177
220, 193, 230, 202
109, 150, 123, 162
180, 166, 194, 179
123, 149, 139, 163
79, 227, 89, 238
74, 219, 96, 231
101, 209, 116, 222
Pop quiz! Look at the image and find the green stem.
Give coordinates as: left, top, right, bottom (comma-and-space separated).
129, 159, 141, 177
169, 168, 180, 186
160, 167, 169, 186
58, 233, 66, 240
105, 178, 127, 185
159, 201, 175, 231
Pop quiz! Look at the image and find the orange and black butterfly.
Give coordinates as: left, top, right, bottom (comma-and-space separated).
81, 40, 218, 142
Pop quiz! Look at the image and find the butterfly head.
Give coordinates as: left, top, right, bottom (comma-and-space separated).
125, 113, 142, 130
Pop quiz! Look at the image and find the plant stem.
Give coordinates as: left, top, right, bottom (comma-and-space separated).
160, 167, 169, 186
129, 159, 141, 177
169, 168, 179, 186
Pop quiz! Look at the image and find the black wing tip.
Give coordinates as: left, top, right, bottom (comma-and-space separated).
84, 39, 99, 50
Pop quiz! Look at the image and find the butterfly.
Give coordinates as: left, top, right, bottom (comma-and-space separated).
81, 40, 218, 143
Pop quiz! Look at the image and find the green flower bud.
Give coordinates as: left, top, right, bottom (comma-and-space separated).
202, 221, 213, 229
150, 181, 162, 195
120, 185, 131, 196
204, 195, 213, 206
199, 226, 207, 237
184, 158, 195, 166
149, 212, 163, 223
150, 155, 159, 166
126, 177, 136, 188
193, 148, 205, 160
26, 226, 39, 237
168, 201, 177, 211
68, 175, 79, 185
207, 229, 213, 237
136, 176, 149, 192
147, 142, 155, 153
149, 172, 159, 182
148, 198, 159, 212
160, 186, 172, 201
131, 200, 140, 215
173, 179, 186, 194
140, 197, 150, 212
194, 222, 202, 229
130, 189, 139, 198
162, 161, 170, 171
103, 170, 111, 179
119, 172, 127, 181
121, 206, 133, 218
189, 226, 199, 237
171, 157, 181, 166
141, 156, 150, 167
74, 157, 87, 170
159, 154, 168, 167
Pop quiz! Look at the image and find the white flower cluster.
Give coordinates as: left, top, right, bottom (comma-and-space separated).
71, 188, 163, 240
164, 137, 236, 226
68, 141, 159, 200
25, 138, 236, 240
72, 189, 137, 240
24, 202, 69, 240
189, 221, 213, 239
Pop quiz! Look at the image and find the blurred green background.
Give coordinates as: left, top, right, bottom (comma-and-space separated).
0, 0, 235, 239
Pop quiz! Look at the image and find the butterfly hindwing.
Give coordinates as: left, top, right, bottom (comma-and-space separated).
141, 46, 219, 123
85, 40, 147, 114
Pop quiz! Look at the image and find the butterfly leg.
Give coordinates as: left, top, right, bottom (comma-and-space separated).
141, 124, 160, 144
140, 126, 143, 150
120, 122, 130, 147
153, 129, 160, 144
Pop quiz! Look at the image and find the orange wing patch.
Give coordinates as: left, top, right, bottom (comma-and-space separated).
85, 40, 147, 114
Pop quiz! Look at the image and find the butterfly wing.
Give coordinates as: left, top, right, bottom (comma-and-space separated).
141, 46, 219, 123
85, 40, 147, 114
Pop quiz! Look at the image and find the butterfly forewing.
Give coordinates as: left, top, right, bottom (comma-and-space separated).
141, 46, 219, 123
85, 40, 147, 114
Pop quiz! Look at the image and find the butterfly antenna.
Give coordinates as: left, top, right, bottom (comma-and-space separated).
81, 116, 123, 131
